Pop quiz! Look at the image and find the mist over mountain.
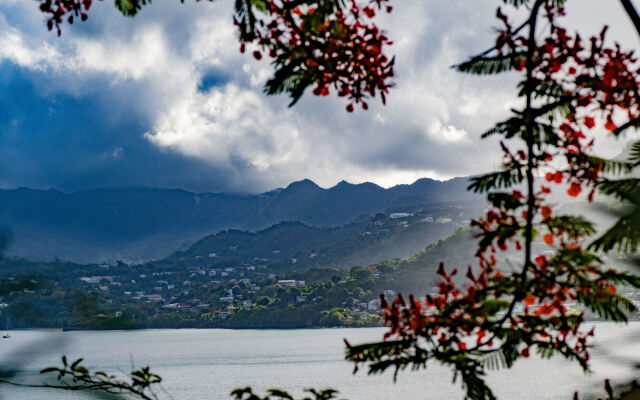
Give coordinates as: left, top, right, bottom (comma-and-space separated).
0, 177, 479, 263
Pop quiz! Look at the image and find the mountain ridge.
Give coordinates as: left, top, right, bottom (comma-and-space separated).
0, 177, 480, 263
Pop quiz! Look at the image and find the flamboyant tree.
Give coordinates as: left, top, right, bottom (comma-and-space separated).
38, 0, 395, 111
30, 1, 640, 399
344, 1, 640, 399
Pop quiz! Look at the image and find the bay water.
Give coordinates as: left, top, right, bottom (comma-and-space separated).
0, 323, 637, 400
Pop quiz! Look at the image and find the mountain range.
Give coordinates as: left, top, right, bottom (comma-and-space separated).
0, 177, 479, 263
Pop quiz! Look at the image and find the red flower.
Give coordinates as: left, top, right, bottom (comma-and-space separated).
524, 294, 536, 306
363, 6, 375, 18
584, 116, 595, 129
555, 172, 563, 184
535, 255, 549, 268
541, 206, 552, 220
567, 182, 582, 197
543, 233, 554, 245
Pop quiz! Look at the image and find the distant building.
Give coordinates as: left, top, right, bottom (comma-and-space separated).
390, 213, 411, 219
146, 294, 164, 302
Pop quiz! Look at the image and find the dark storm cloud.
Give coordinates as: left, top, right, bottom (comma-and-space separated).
0, 0, 635, 193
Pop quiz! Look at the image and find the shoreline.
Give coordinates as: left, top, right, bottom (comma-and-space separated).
6, 319, 638, 334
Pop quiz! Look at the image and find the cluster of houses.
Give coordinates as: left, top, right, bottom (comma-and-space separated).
374, 204, 475, 232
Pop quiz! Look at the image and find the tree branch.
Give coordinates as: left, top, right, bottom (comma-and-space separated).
619, 0, 640, 39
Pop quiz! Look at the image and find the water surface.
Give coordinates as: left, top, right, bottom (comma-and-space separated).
0, 323, 637, 399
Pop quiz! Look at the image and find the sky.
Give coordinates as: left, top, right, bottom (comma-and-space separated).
0, 0, 638, 194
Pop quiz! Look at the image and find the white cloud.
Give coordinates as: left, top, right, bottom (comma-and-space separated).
0, 16, 63, 70
145, 83, 306, 173
0, 0, 636, 192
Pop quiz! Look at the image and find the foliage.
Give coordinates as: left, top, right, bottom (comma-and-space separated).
37, 356, 162, 400
345, 1, 640, 399
37, 0, 395, 110
231, 387, 341, 400
574, 379, 640, 400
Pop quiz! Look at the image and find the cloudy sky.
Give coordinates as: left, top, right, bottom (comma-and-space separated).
0, 0, 637, 194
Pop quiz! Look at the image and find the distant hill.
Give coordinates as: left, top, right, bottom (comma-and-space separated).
164, 208, 465, 271
0, 177, 480, 263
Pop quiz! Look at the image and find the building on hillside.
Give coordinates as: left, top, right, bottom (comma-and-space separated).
390, 213, 411, 219
146, 294, 164, 302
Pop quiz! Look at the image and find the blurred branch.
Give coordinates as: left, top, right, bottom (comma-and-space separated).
620, 0, 640, 40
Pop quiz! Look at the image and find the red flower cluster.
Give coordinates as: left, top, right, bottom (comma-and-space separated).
536, 14, 640, 200
39, 0, 99, 35
372, 2, 640, 382
234, 0, 395, 110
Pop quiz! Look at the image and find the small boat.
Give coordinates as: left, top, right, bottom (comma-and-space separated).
3, 320, 10, 338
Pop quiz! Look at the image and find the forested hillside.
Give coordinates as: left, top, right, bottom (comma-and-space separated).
0, 178, 478, 263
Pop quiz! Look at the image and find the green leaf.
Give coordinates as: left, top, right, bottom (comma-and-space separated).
468, 169, 524, 193
40, 366, 59, 374
455, 53, 525, 75
114, 0, 152, 17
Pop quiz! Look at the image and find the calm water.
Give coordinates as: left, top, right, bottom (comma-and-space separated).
0, 323, 637, 400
